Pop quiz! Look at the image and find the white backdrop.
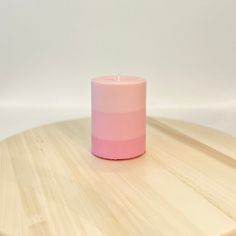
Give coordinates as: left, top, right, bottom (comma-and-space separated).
1, 0, 236, 139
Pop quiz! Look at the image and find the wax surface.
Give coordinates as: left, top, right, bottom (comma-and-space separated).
91, 76, 146, 160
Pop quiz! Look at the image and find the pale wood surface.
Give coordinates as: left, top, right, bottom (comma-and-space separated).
0, 117, 236, 236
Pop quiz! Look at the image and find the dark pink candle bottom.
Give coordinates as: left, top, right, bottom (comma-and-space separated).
92, 135, 146, 160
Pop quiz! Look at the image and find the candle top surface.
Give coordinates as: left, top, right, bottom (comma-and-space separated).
92, 76, 146, 85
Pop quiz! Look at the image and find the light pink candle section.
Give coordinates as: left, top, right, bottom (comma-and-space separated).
91, 76, 146, 160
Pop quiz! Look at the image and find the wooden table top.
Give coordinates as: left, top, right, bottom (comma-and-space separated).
0, 117, 236, 236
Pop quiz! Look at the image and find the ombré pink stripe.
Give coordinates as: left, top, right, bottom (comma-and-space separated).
92, 80, 146, 113
92, 109, 146, 140
92, 135, 146, 160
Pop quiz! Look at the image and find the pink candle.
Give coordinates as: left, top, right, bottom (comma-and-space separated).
91, 75, 146, 160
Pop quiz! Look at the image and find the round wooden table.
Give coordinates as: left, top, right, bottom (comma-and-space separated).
0, 117, 236, 236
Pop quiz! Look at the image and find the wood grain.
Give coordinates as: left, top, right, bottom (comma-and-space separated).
0, 117, 236, 236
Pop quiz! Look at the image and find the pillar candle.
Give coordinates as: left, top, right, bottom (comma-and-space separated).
91, 75, 146, 160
